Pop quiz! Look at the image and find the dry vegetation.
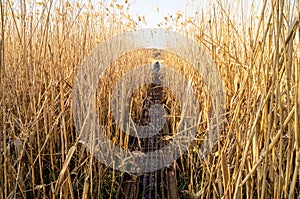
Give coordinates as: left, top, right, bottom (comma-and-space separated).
0, 0, 299, 198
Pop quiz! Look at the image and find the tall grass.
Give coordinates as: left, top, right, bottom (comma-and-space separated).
0, 0, 299, 198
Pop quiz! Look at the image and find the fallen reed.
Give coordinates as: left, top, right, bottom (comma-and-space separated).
0, 0, 299, 198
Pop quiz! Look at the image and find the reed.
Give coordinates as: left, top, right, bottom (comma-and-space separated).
0, 0, 299, 198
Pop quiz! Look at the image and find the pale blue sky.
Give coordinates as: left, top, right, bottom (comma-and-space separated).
116, 0, 265, 28
121, 0, 199, 28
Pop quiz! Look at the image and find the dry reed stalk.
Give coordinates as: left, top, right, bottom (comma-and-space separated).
0, 0, 299, 198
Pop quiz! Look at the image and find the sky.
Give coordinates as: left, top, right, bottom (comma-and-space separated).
116, 0, 266, 29
123, 0, 198, 28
